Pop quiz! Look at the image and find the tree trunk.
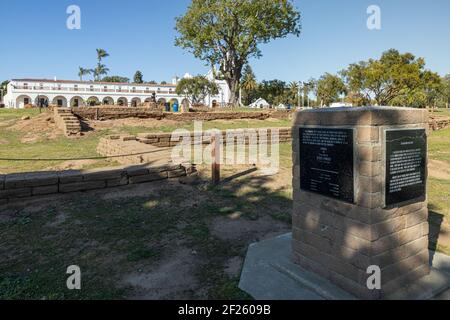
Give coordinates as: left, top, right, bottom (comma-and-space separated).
226, 76, 241, 108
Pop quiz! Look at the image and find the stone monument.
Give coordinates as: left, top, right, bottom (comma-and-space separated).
292, 107, 429, 299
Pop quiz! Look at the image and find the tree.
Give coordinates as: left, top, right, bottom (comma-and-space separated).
289, 81, 299, 106
96, 48, 109, 63
102, 76, 130, 83
342, 49, 431, 106
257, 79, 287, 105
146, 80, 157, 84
78, 67, 92, 81
441, 75, 450, 108
161, 81, 168, 85
316, 73, 346, 107
0, 80, 9, 101
175, 76, 219, 106
241, 65, 258, 105
134, 71, 144, 84
175, 0, 301, 106
94, 49, 109, 81
93, 64, 110, 81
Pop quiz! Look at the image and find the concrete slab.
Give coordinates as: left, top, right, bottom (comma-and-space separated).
239, 233, 450, 300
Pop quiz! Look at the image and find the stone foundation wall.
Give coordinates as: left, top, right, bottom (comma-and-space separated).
0, 163, 193, 205
430, 117, 450, 131
71, 107, 292, 121
98, 127, 292, 150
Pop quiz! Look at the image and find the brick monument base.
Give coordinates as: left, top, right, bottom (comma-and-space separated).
292, 107, 430, 299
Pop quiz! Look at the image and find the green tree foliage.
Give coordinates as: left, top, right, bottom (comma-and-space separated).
342, 49, 438, 107
78, 67, 92, 81
241, 65, 258, 105
133, 71, 144, 84
175, 76, 219, 106
440, 75, 450, 108
315, 73, 346, 107
258, 79, 287, 105
102, 76, 130, 83
1, 80, 10, 97
175, 0, 301, 105
94, 49, 110, 81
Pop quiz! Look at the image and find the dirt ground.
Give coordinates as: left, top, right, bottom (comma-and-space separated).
0, 166, 292, 300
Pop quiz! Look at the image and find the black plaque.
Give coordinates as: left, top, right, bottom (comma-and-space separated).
299, 128, 354, 203
385, 129, 427, 206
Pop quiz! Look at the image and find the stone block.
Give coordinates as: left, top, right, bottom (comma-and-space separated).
357, 127, 380, 143
0, 187, 32, 199
58, 170, 84, 184
106, 176, 129, 187
358, 175, 382, 194
168, 168, 187, 178
126, 166, 149, 177
83, 168, 125, 181
357, 160, 381, 177
357, 145, 381, 162
32, 185, 59, 196
128, 171, 168, 184
381, 249, 429, 285
59, 181, 106, 193
5, 172, 58, 189
405, 207, 428, 228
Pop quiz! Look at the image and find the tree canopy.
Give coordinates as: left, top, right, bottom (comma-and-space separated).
342, 49, 440, 107
133, 71, 144, 84
175, 0, 301, 105
316, 73, 346, 107
175, 76, 219, 106
102, 76, 130, 83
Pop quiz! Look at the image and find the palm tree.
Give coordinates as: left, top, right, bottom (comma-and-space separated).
96, 49, 109, 64
93, 64, 110, 81
241, 65, 257, 105
78, 67, 92, 81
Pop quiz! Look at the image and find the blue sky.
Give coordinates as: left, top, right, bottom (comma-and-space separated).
1, 0, 449, 83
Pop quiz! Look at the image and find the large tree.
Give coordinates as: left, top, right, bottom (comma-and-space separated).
315, 73, 346, 107
342, 49, 434, 106
134, 71, 144, 84
175, 75, 219, 106
102, 76, 130, 83
175, 0, 301, 106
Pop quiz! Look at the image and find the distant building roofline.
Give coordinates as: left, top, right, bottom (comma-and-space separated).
10, 78, 176, 88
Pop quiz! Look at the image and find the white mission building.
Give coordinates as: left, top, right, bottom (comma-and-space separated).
2, 71, 230, 109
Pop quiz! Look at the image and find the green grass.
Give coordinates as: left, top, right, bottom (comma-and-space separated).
0, 109, 291, 174
0, 108, 40, 121
428, 127, 450, 162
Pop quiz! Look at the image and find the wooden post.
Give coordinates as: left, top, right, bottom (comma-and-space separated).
211, 134, 221, 185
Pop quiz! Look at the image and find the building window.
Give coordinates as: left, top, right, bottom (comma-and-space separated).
23, 83, 28, 89
132, 87, 136, 92
39, 83, 43, 90
74, 99, 79, 107
58, 85, 62, 90
74, 85, 78, 91
90, 85, 94, 92
24, 98, 29, 105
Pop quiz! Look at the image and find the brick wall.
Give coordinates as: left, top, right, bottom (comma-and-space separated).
0, 163, 194, 205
